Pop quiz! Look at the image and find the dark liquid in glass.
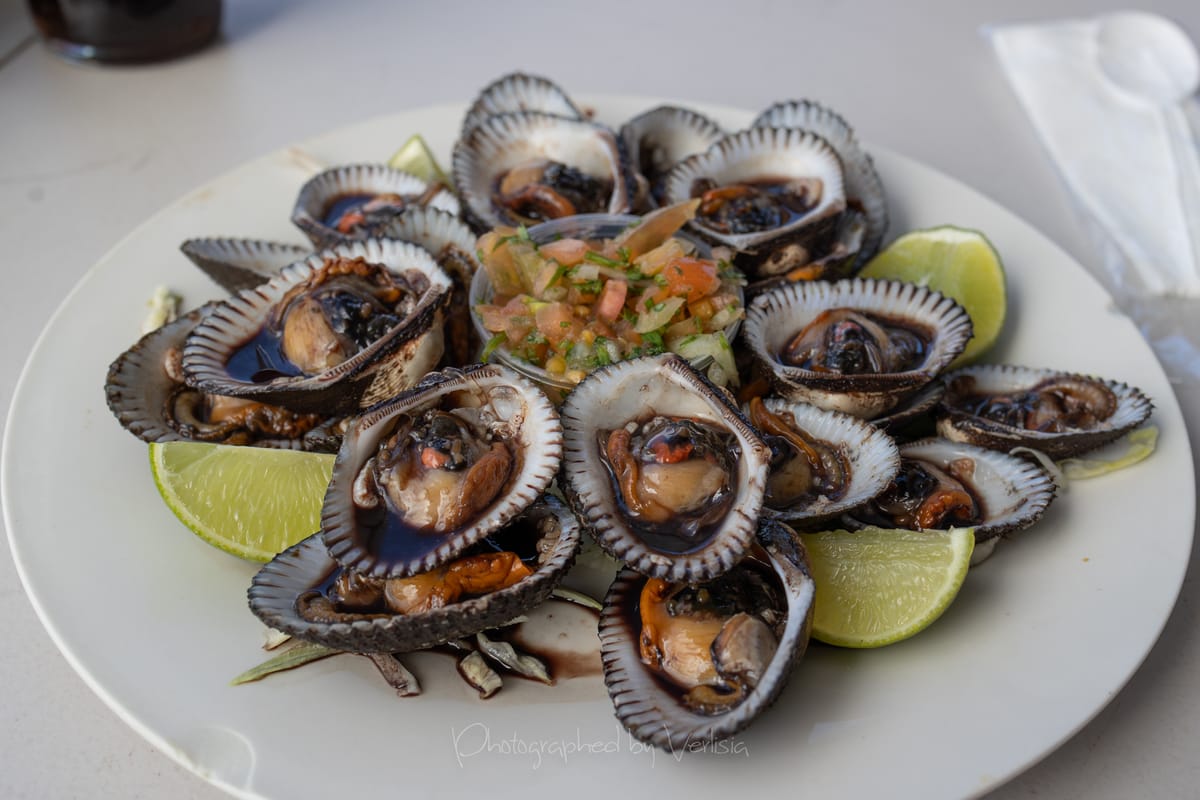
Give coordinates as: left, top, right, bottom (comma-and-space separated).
28, 0, 221, 63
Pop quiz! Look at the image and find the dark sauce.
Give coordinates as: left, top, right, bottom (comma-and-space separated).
224, 326, 303, 383
350, 502, 540, 575
693, 176, 823, 235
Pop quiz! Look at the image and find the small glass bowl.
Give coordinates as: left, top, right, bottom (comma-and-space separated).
468, 213, 744, 402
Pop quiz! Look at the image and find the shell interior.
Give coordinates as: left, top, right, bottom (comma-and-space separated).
452, 111, 634, 231
753, 397, 900, 524
249, 495, 580, 653
380, 207, 477, 264
181, 238, 453, 415
662, 126, 847, 254
291, 163, 460, 249
743, 278, 973, 418
106, 305, 211, 445
560, 354, 770, 582
844, 437, 1058, 542
599, 519, 814, 750
752, 99, 888, 266
935, 364, 1154, 459
619, 105, 725, 205
321, 364, 563, 578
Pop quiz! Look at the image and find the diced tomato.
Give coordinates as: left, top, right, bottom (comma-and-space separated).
534, 302, 579, 346
688, 297, 716, 321
504, 314, 534, 349
475, 304, 509, 333
538, 238, 590, 266
476, 296, 528, 333
595, 279, 628, 323
662, 256, 721, 303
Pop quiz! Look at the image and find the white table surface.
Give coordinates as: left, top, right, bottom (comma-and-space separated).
2, 0, 1198, 797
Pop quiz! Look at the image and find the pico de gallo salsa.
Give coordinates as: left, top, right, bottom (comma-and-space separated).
472, 200, 745, 387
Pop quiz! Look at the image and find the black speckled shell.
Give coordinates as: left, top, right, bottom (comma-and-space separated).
180, 238, 311, 294
935, 364, 1153, 459
752, 99, 888, 267
461, 72, 583, 135
599, 519, 814, 750
248, 495, 581, 653
322, 363, 563, 578
560, 354, 770, 583
291, 164, 460, 249
181, 238, 453, 416
743, 278, 973, 419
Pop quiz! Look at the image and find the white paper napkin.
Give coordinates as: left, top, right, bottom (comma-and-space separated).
989, 14, 1200, 382
989, 15, 1199, 297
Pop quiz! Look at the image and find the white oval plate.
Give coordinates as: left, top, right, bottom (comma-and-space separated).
4, 98, 1193, 800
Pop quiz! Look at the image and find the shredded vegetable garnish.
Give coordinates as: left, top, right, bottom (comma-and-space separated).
1010, 425, 1159, 488
230, 641, 340, 685
1059, 425, 1159, 479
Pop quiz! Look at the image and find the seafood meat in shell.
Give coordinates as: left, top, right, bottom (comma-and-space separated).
291, 163, 460, 249
452, 111, 635, 231
248, 494, 580, 653
181, 238, 453, 415
599, 519, 814, 750
745, 396, 900, 525
619, 105, 725, 209
381, 207, 481, 368
752, 99, 888, 268
843, 437, 1057, 563
742, 278, 973, 419
321, 364, 562, 578
559, 353, 770, 583
105, 304, 330, 449
936, 364, 1153, 459
661, 127, 848, 276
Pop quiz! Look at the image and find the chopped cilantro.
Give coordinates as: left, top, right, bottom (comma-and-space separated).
641, 330, 665, 355
653, 273, 669, 287
593, 338, 613, 367
584, 251, 625, 268
575, 279, 602, 295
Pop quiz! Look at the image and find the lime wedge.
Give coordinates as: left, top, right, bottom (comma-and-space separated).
860, 226, 1006, 366
387, 133, 452, 187
799, 526, 974, 648
149, 442, 334, 562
